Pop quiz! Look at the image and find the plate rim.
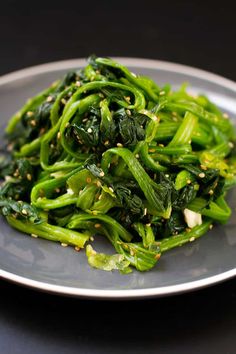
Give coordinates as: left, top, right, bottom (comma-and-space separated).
0, 57, 235, 299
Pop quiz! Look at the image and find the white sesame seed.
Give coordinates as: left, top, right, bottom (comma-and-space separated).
199, 172, 205, 178
75, 246, 81, 252
96, 181, 102, 187
26, 111, 34, 117
31, 233, 38, 238
94, 223, 101, 229
75, 81, 81, 87
126, 109, 131, 116
90, 236, 95, 241
146, 223, 151, 227
87, 128, 92, 133
99, 171, 105, 177
109, 187, 114, 193
30, 120, 37, 126
61, 243, 68, 247
189, 237, 195, 242
21, 209, 28, 215
117, 143, 123, 147
144, 208, 147, 216
26, 173, 32, 181
46, 96, 53, 102
104, 140, 109, 145
57, 132, 61, 139
209, 189, 214, 195
135, 153, 140, 158
209, 224, 213, 230
159, 91, 165, 96
223, 113, 229, 119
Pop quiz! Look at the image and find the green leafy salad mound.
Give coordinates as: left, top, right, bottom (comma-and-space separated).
1, 55, 236, 273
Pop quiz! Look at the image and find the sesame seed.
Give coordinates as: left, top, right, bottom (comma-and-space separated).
30, 120, 37, 126
98, 194, 102, 200
104, 140, 109, 146
146, 223, 151, 227
148, 148, 156, 153
124, 96, 131, 103
116, 143, 123, 147
187, 179, 191, 184
223, 113, 229, 119
144, 208, 147, 216
61, 243, 68, 247
228, 142, 234, 148
99, 171, 105, 177
46, 96, 53, 102
159, 91, 165, 96
109, 187, 114, 193
209, 189, 214, 195
165, 174, 169, 178
26, 173, 32, 181
87, 128, 92, 133
96, 181, 102, 187
94, 223, 101, 229
90, 236, 95, 241
189, 237, 195, 242
209, 224, 213, 230
7, 143, 14, 152
126, 109, 131, 116
135, 153, 140, 158
131, 72, 137, 77
82, 118, 88, 122
21, 209, 28, 215
57, 132, 61, 139
31, 233, 38, 238
86, 177, 92, 183
75, 81, 81, 87
199, 172, 205, 178
200, 165, 207, 170
130, 249, 135, 256
75, 246, 81, 252
27, 111, 34, 117
158, 144, 164, 147
155, 254, 161, 260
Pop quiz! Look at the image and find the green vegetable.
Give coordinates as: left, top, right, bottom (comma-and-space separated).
1, 55, 235, 273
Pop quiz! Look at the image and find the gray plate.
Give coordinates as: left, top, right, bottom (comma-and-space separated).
0, 58, 235, 299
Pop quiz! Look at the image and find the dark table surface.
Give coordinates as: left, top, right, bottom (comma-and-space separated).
0, 1, 235, 353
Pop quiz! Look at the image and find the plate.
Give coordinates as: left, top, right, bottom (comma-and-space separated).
0, 58, 235, 299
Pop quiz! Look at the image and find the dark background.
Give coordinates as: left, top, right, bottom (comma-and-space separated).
0, 0, 235, 353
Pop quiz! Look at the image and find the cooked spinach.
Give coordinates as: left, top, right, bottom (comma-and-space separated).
1, 55, 236, 273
